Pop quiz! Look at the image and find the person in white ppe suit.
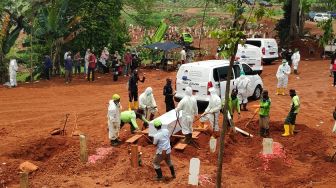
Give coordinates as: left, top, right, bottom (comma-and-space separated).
276, 59, 291, 95
175, 86, 198, 144
236, 71, 251, 111
138, 87, 158, 128
200, 87, 222, 137
9, 59, 18, 88
107, 94, 122, 146
291, 49, 300, 75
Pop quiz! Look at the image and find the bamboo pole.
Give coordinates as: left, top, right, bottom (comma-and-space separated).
79, 134, 88, 163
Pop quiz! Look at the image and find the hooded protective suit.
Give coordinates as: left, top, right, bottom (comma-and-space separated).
236, 73, 251, 105
201, 87, 222, 131
9, 59, 18, 87
291, 51, 300, 71
276, 61, 291, 88
175, 86, 198, 135
107, 100, 121, 141
139, 87, 158, 118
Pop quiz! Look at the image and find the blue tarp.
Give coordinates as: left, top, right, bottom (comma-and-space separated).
143, 42, 182, 51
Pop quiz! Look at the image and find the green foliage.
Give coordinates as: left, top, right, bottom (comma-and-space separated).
187, 19, 197, 27
205, 17, 220, 28
317, 18, 334, 47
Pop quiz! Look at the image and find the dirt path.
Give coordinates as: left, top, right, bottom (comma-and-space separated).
1, 58, 336, 187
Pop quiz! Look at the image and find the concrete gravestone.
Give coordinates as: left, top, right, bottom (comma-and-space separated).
188, 158, 200, 186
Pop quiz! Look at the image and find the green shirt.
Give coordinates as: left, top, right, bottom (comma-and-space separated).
259, 98, 271, 116
292, 95, 300, 113
120, 110, 139, 129
222, 97, 240, 116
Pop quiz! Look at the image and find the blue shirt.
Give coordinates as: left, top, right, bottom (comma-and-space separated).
65, 58, 73, 70
44, 57, 52, 69
153, 128, 171, 154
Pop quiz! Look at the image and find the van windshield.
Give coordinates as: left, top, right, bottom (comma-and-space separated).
245, 40, 262, 47
213, 66, 234, 81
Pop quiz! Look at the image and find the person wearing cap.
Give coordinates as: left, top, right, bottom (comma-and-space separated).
175, 86, 198, 144
163, 78, 175, 112
152, 119, 175, 180
282, 89, 300, 136
291, 48, 300, 74
128, 69, 145, 110
276, 59, 291, 95
138, 87, 158, 128
236, 70, 251, 111
200, 87, 221, 137
64, 55, 73, 84
254, 90, 271, 137
107, 94, 122, 146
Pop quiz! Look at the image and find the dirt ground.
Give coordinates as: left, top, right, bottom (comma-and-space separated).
1, 53, 336, 187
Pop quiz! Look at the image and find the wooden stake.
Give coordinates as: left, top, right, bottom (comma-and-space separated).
20, 172, 28, 188
131, 144, 139, 168
79, 134, 88, 163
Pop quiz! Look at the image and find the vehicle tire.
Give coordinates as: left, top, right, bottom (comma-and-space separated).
252, 85, 262, 100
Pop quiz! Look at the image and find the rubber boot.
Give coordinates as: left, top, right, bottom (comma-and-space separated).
110, 139, 119, 146
134, 101, 139, 110
276, 88, 280, 95
154, 168, 163, 180
128, 102, 133, 110
169, 166, 176, 178
259, 127, 265, 137
264, 128, 269, 137
184, 133, 192, 144
281, 88, 285, 96
243, 103, 248, 111
290, 125, 295, 135
282, 124, 290, 137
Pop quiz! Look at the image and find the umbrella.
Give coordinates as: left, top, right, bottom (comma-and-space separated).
143, 42, 182, 51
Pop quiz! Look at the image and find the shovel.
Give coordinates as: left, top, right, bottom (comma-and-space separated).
50, 113, 70, 136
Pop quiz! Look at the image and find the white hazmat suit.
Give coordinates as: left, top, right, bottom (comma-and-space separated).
107, 100, 121, 141
276, 61, 291, 95
291, 51, 300, 73
175, 86, 198, 135
139, 87, 158, 119
9, 59, 18, 87
236, 73, 251, 108
200, 87, 222, 131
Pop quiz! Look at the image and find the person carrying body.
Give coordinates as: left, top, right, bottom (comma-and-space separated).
138, 87, 158, 128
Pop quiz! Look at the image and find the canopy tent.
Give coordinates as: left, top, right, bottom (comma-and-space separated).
143, 42, 182, 51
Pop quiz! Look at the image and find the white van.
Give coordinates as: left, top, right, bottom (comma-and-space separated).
236, 44, 263, 74
245, 38, 279, 64
174, 60, 264, 112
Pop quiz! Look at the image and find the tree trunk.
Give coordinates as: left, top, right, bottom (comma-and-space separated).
289, 0, 299, 39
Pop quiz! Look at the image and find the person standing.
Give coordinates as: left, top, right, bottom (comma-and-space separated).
128, 69, 145, 110
139, 87, 157, 128
152, 119, 176, 180
282, 89, 300, 136
44, 55, 52, 80
227, 89, 240, 118
64, 55, 73, 84
88, 51, 96, 82
84, 49, 90, 77
200, 87, 221, 137
175, 86, 198, 144
123, 49, 132, 76
331, 54, 336, 87
291, 49, 300, 75
180, 47, 186, 65
100, 47, 109, 74
255, 90, 271, 137
163, 78, 175, 112
276, 59, 291, 95
64, 51, 71, 61
108, 94, 122, 146
332, 107, 336, 133
73, 52, 82, 76
236, 71, 251, 111
8, 58, 18, 88
285, 49, 293, 67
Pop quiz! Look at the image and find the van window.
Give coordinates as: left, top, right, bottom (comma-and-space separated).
213, 66, 234, 81
242, 64, 253, 75
233, 65, 241, 78
245, 40, 261, 47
